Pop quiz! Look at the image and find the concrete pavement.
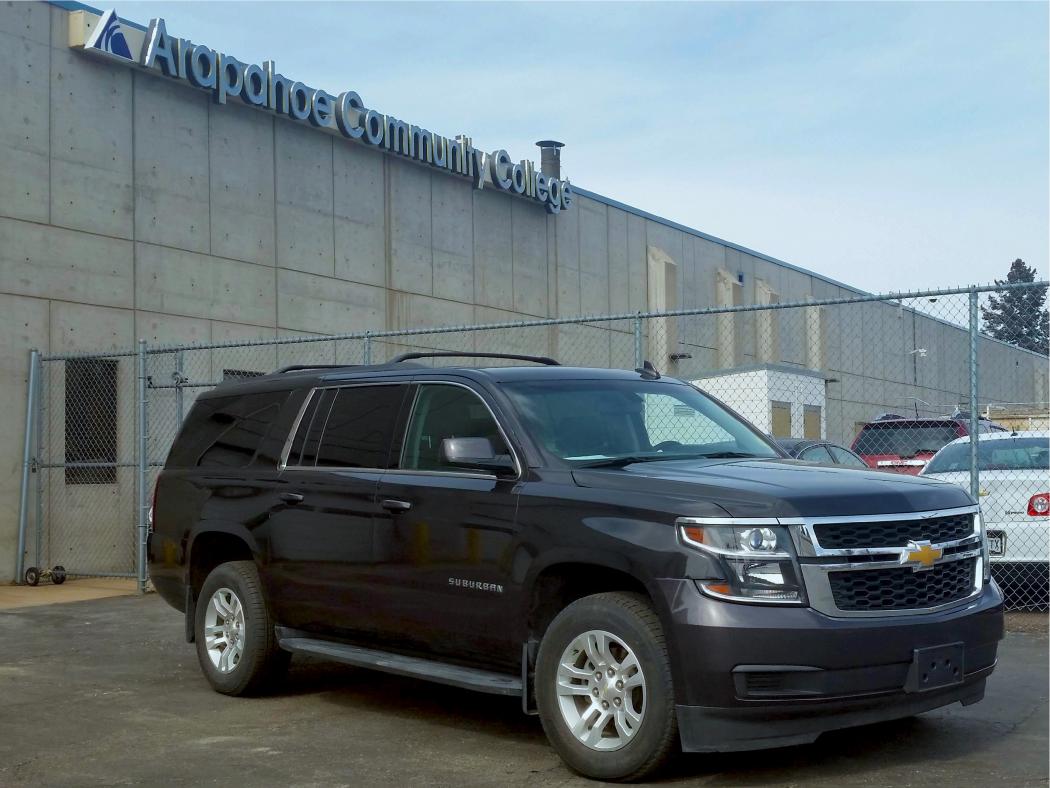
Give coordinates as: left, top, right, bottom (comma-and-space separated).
0, 595, 1046, 786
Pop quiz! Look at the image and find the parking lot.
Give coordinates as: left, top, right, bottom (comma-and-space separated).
0, 594, 1046, 787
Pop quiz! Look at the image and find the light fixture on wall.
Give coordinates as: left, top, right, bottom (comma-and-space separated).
669, 352, 693, 362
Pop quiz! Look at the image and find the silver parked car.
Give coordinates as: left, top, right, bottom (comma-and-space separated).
922, 430, 1049, 604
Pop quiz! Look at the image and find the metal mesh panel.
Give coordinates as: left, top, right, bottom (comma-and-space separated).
15, 282, 1048, 608
25, 352, 139, 581
973, 287, 1049, 611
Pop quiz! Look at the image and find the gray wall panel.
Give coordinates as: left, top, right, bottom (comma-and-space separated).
133, 75, 210, 253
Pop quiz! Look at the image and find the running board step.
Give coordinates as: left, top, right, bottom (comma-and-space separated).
276, 627, 523, 697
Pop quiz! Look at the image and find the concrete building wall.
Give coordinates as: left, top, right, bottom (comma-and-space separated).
0, 2, 1046, 581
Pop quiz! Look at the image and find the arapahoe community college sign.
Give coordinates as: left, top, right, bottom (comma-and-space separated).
70, 9, 574, 214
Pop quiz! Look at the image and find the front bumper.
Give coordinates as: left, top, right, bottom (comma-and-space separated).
656, 577, 1004, 752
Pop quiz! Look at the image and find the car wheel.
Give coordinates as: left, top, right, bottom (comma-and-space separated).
194, 560, 289, 696
535, 592, 677, 782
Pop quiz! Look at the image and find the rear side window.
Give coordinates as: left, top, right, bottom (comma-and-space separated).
926, 437, 1050, 473
285, 385, 406, 469
286, 389, 337, 467
169, 390, 291, 469
829, 445, 868, 468
798, 445, 834, 464
853, 424, 959, 457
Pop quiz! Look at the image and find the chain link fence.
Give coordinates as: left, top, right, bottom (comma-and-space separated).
15, 282, 1049, 609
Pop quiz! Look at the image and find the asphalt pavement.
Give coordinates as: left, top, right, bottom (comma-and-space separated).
0, 595, 1046, 786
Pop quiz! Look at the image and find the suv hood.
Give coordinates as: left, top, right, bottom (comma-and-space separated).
571, 458, 973, 518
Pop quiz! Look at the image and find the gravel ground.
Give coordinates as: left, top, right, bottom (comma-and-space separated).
1, 595, 1046, 787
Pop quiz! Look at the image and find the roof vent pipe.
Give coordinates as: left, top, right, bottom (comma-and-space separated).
536, 140, 564, 179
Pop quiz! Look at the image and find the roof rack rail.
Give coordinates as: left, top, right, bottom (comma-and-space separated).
389, 352, 560, 366
275, 364, 354, 374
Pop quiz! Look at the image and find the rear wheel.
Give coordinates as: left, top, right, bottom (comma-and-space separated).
194, 561, 289, 695
536, 592, 678, 781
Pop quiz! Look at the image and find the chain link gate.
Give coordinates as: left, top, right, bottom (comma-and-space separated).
15, 282, 1049, 608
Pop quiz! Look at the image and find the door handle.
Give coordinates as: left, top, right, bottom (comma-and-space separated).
279, 492, 305, 505
381, 499, 412, 513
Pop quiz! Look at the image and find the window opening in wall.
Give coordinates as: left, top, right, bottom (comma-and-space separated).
223, 369, 264, 381
65, 359, 118, 485
803, 405, 823, 440
771, 400, 792, 438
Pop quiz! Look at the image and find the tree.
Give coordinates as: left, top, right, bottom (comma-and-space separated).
980, 259, 1049, 355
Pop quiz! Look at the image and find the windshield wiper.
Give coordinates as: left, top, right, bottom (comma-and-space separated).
574, 451, 757, 468
692, 451, 758, 459
573, 455, 669, 468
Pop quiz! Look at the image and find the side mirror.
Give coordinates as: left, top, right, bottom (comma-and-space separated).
440, 437, 516, 475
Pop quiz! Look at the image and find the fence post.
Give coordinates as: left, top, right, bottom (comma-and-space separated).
968, 288, 980, 502
15, 350, 41, 584
34, 355, 44, 574
136, 339, 149, 593
363, 331, 373, 365
633, 314, 643, 368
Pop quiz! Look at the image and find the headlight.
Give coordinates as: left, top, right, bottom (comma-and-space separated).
678, 521, 803, 604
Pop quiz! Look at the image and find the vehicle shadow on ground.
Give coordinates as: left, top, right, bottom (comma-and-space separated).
275, 656, 1002, 784
660, 717, 980, 783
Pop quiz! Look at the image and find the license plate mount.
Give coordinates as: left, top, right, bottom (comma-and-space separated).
987, 530, 1005, 557
904, 642, 965, 693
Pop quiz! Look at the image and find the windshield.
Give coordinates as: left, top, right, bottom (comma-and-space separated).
501, 379, 780, 465
925, 436, 1050, 473
853, 423, 959, 457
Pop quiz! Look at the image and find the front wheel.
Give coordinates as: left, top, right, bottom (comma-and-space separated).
194, 561, 289, 696
535, 592, 678, 782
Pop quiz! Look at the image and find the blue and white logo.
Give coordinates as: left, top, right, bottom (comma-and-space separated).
85, 9, 133, 61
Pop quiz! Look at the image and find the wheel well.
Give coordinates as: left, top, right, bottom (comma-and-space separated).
188, 532, 253, 599
527, 563, 651, 640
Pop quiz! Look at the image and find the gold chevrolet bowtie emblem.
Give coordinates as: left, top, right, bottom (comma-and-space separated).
901, 540, 942, 570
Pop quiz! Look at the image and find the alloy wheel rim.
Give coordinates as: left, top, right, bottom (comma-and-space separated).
555, 629, 646, 751
203, 587, 245, 673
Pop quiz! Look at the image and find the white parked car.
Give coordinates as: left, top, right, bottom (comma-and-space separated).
922, 431, 1049, 601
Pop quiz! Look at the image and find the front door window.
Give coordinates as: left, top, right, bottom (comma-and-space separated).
401, 384, 509, 472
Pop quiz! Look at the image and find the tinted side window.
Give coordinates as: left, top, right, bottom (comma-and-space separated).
314, 385, 406, 468
829, 445, 868, 468
799, 445, 834, 464
170, 390, 291, 469
286, 389, 336, 467
402, 385, 509, 471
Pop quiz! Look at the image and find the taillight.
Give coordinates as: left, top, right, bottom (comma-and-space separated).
1028, 493, 1050, 517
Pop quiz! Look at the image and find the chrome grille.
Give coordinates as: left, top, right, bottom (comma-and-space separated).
814, 513, 974, 550
828, 559, 977, 611
792, 506, 984, 618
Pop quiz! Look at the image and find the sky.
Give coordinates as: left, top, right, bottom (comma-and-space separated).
118, 1, 1049, 294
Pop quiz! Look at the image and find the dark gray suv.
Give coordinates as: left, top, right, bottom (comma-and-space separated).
148, 354, 1003, 781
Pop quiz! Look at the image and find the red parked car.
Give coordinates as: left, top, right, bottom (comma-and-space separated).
851, 413, 1007, 474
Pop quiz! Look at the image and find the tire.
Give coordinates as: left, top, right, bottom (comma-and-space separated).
52, 566, 67, 585
535, 592, 678, 782
24, 567, 39, 587
194, 560, 289, 696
